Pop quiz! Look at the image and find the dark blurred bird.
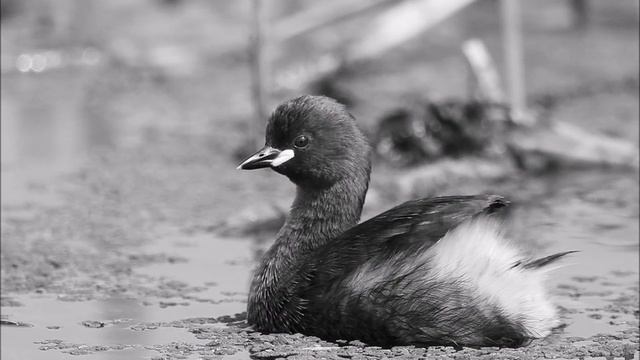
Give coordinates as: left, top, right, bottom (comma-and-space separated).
374, 100, 511, 166
238, 95, 574, 347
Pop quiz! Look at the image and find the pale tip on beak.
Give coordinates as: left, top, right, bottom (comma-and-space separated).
237, 146, 292, 170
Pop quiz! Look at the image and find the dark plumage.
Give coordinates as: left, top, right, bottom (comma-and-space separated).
238, 95, 572, 347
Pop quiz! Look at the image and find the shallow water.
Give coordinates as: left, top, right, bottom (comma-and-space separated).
133, 228, 253, 308
543, 192, 639, 338
1, 233, 252, 359
3, 155, 638, 359
1, 55, 638, 360
2, 297, 206, 359
1, 299, 245, 359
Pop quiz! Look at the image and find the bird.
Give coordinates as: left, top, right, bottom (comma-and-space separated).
237, 95, 574, 348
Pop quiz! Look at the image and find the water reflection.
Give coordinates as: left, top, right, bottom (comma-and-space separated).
0, 230, 253, 360
1, 221, 252, 359
1, 296, 210, 359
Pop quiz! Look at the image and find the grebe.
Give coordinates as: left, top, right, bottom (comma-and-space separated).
238, 95, 572, 347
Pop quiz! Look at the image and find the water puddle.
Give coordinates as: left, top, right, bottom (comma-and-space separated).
1, 296, 201, 359
1, 291, 246, 359
526, 173, 640, 339
133, 227, 254, 310
1, 228, 254, 359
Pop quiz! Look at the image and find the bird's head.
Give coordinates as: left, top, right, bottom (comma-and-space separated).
238, 95, 371, 189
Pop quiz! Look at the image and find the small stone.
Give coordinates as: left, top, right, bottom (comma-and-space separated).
1, 319, 33, 327
81, 320, 105, 328
348, 340, 367, 347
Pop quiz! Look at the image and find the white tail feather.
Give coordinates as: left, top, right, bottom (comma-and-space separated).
345, 217, 562, 339
428, 218, 559, 337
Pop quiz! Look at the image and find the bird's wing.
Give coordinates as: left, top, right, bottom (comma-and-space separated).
345, 194, 510, 253
295, 195, 516, 343
302, 195, 511, 286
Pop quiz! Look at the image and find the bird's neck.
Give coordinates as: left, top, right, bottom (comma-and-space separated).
289, 178, 368, 244
248, 173, 369, 327
271, 175, 369, 268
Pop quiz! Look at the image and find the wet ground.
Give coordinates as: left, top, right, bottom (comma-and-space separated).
2, 1, 639, 359
1, 133, 638, 360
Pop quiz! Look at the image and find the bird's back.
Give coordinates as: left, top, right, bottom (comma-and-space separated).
291, 195, 563, 347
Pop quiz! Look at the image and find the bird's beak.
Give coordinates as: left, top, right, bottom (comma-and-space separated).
237, 146, 295, 170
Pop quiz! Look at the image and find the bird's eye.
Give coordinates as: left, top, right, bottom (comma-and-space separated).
293, 135, 309, 149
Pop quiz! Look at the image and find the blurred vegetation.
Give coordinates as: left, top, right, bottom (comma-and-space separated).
1, 0, 638, 197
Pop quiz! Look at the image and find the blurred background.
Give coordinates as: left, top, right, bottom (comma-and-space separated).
1, 1, 639, 359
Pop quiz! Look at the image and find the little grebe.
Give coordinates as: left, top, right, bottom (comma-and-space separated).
238, 95, 573, 347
